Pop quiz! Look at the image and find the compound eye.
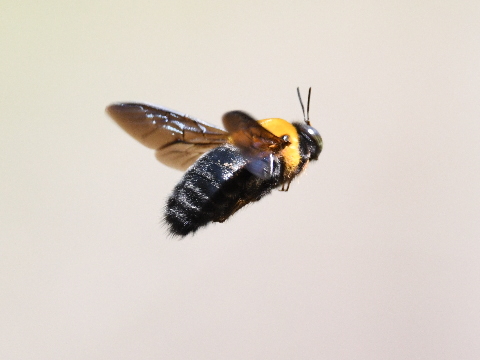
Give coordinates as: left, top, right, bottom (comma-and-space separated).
306, 126, 320, 138
303, 125, 322, 160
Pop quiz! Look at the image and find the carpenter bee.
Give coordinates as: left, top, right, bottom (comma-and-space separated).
106, 88, 322, 236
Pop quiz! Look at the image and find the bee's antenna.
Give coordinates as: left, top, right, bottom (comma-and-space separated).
297, 87, 312, 125
306, 87, 311, 125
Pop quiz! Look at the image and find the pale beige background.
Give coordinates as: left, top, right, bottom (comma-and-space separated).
1, 1, 479, 359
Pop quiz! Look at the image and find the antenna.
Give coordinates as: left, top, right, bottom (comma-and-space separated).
297, 87, 312, 125
306, 87, 311, 125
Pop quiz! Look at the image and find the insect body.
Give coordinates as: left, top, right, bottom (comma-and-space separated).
106, 88, 322, 236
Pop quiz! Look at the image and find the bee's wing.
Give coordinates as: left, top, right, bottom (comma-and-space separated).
106, 103, 229, 170
222, 111, 289, 179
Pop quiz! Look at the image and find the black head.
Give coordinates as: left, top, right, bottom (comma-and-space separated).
296, 87, 323, 160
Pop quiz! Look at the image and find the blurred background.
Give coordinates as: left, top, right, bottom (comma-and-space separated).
1, 1, 479, 359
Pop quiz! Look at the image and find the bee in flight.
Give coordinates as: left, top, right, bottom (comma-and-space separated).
106, 88, 323, 237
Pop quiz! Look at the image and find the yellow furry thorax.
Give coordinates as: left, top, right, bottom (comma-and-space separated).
257, 118, 300, 175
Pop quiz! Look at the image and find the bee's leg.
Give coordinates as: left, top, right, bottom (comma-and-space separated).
279, 179, 292, 192
216, 200, 249, 223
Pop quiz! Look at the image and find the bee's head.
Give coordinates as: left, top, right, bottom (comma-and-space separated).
295, 87, 323, 160
296, 123, 323, 160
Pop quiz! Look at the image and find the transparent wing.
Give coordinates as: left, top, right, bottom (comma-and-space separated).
222, 111, 289, 178
106, 102, 229, 170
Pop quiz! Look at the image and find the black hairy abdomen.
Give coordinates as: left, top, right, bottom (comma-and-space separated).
164, 144, 281, 236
